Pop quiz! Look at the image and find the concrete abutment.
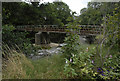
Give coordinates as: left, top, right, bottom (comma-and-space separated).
35, 32, 50, 45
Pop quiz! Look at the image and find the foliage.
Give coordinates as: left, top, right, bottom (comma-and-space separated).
103, 8, 119, 48
94, 4, 120, 80
64, 46, 98, 79
2, 2, 72, 26
63, 40, 120, 80
62, 34, 80, 59
62, 15, 97, 79
79, 2, 119, 25
100, 53, 120, 79
2, 25, 34, 56
2, 25, 29, 45
95, 35, 104, 43
62, 15, 82, 59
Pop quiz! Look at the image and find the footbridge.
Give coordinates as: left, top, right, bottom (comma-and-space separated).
15, 25, 103, 45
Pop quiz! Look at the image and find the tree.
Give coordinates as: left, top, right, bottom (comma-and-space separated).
53, 2, 72, 25
2, 1, 72, 26
38, 2, 72, 26
78, 2, 119, 25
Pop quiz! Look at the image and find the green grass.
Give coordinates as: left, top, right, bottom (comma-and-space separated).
2, 46, 66, 79
25, 54, 66, 79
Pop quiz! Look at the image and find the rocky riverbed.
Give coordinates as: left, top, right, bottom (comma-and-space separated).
29, 43, 66, 60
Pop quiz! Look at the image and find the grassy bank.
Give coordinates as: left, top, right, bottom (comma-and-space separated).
28, 55, 65, 79
2, 48, 66, 79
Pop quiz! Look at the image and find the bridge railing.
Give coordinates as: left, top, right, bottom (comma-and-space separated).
65, 25, 103, 34
15, 25, 103, 35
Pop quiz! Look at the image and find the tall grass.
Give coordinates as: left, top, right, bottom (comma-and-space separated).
2, 44, 33, 79
28, 55, 65, 79
2, 44, 66, 79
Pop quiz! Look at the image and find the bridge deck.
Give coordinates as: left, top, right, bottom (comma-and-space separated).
15, 25, 103, 35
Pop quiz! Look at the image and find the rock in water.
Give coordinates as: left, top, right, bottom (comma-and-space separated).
49, 43, 59, 47
59, 43, 67, 47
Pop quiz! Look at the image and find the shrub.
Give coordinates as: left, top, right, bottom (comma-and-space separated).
98, 52, 120, 80
63, 44, 98, 79
2, 25, 35, 56
62, 33, 80, 59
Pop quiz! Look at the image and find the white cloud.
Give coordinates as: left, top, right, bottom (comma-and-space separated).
40, 0, 53, 3
62, 0, 91, 15
91, 0, 120, 2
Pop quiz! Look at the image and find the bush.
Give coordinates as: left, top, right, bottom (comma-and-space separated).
63, 43, 98, 79
62, 33, 80, 59
2, 25, 30, 46
2, 25, 35, 56
98, 52, 120, 79
63, 41, 120, 80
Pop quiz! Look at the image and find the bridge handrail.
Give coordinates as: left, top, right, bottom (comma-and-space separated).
15, 25, 103, 35
16, 25, 102, 28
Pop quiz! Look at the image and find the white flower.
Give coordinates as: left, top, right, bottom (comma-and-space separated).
72, 54, 75, 57
105, 55, 108, 58
66, 60, 68, 64
109, 55, 112, 58
92, 60, 94, 63
86, 47, 88, 52
70, 58, 72, 62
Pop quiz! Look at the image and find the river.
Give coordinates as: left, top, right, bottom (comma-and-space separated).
29, 43, 66, 60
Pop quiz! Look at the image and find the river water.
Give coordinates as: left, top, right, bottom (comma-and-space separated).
29, 36, 87, 60
29, 43, 66, 60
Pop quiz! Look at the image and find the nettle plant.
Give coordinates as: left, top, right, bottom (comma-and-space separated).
64, 46, 98, 79
62, 16, 98, 79
62, 33, 80, 59
62, 16, 81, 59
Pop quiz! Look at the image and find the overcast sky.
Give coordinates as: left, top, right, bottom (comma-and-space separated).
40, 0, 91, 15
62, 0, 91, 15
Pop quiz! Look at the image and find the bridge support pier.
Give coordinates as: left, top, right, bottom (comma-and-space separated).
86, 35, 96, 44
35, 32, 50, 45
